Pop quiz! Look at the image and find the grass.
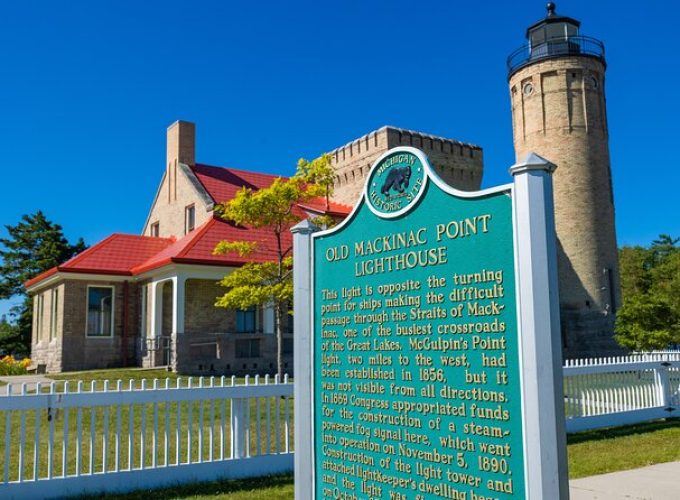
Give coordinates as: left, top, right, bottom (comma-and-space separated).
78, 474, 294, 500
48, 368, 179, 385
567, 419, 680, 478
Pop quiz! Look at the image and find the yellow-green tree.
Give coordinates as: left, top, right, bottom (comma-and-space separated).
213, 155, 333, 377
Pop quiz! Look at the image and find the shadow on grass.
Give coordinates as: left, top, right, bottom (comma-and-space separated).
75, 473, 294, 500
568, 418, 680, 445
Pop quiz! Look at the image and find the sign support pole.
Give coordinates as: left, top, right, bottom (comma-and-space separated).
510, 153, 569, 499
292, 219, 318, 500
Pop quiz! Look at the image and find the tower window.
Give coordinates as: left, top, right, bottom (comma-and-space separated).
150, 222, 160, 237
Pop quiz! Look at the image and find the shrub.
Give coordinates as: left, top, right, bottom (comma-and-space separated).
0, 355, 31, 376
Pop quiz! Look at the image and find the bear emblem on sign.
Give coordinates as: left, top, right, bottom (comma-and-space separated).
380, 165, 412, 196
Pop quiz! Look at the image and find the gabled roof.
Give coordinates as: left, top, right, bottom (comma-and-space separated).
26, 163, 353, 290
191, 163, 352, 215
25, 234, 175, 288
192, 164, 283, 205
131, 215, 290, 274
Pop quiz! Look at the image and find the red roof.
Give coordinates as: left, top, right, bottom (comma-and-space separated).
131, 216, 291, 274
25, 162, 353, 289
192, 163, 352, 215
192, 164, 283, 205
25, 234, 175, 287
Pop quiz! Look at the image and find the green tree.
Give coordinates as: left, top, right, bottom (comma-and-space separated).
0, 211, 87, 355
614, 294, 680, 351
213, 155, 333, 378
616, 234, 679, 351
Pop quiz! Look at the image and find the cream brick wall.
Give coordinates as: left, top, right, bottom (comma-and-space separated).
330, 126, 483, 207
31, 280, 140, 372
509, 56, 621, 357
143, 121, 213, 239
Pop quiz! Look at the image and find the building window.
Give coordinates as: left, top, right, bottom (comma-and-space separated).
185, 204, 195, 234
86, 286, 114, 337
150, 222, 160, 237
36, 294, 45, 341
236, 306, 257, 333
50, 289, 59, 340
235, 339, 260, 358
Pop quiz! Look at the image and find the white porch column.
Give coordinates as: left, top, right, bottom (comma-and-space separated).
150, 280, 164, 338
172, 275, 186, 335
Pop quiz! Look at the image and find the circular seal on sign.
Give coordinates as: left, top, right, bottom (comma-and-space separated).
365, 147, 428, 218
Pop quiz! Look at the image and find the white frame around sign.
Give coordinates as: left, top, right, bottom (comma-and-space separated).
293, 147, 568, 500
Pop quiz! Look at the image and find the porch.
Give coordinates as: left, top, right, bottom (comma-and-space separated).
139, 266, 293, 376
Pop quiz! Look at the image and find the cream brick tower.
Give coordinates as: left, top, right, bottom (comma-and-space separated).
331, 126, 483, 206
508, 3, 621, 357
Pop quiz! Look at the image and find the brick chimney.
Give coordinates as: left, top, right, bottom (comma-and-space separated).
165, 120, 195, 203
167, 120, 195, 168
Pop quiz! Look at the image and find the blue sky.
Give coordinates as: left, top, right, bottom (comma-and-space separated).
1, 1, 678, 317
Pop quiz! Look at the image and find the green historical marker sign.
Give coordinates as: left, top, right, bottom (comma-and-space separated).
313, 148, 523, 499
293, 147, 568, 500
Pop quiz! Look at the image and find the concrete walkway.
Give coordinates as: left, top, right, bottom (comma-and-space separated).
570, 461, 680, 499
0, 374, 55, 395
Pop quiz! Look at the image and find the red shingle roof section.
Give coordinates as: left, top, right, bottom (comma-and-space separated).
26, 162, 352, 288
25, 235, 175, 288
192, 164, 284, 205
131, 216, 291, 274
298, 197, 353, 216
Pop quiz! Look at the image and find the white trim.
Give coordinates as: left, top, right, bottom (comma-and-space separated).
27, 264, 237, 294
85, 285, 115, 338
363, 147, 429, 219
26, 273, 131, 293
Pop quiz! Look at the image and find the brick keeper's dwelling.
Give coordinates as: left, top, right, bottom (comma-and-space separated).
25, 120, 483, 374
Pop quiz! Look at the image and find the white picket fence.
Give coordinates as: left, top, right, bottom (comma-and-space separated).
563, 351, 680, 432
0, 375, 293, 499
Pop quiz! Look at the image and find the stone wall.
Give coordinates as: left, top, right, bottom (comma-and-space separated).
509, 56, 621, 357
31, 279, 140, 372
172, 279, 292, 375
330, 126, 484, 207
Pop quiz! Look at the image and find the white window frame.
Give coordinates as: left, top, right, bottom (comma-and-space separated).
50, 288, 59, 341
85, 285, 115, 338
185, 204, 196, 234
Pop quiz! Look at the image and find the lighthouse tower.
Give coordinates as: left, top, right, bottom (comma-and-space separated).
507, 3, 621, 357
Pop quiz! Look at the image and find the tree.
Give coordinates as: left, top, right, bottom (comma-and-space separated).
0, 211, 87, 354
616, 234, 679, 351
614, 294, 680, 351
213, 155, 334, 378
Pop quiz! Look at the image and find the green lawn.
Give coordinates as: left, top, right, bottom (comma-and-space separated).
48, 368, 179, 385
80, 474, 294, 500
567, 419, 680, 478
